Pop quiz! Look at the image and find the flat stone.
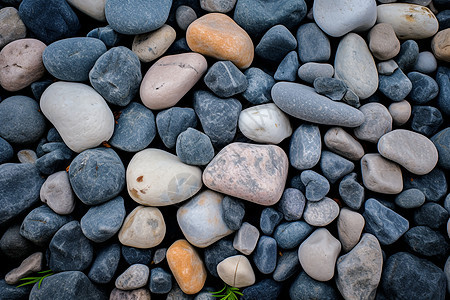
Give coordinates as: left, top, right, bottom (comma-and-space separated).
88, 244, 121, 284
378, 68, 413, 102
277, 188, 305, 221
67, 0, 106, 21
253, 236, 277, 274
5, 252, 43, 284
403, 168, 448, 202
233, 222, 259, 255
204, 60, 247, 97
414, 203, 448, 229
115, 264, 149, 290
324, 127, 365, 161
320, 151, 355, 184
204, 239, 238, 277
122, 246, 152, 265
395, 188, 426, 208
255, 25, 297, 62
389, 100, 411, 126
289, 272, 339, 299
413, 51, 437, 73
40, 171, 75, 215
361, 153, 403, 194
298, 62, 334, 84
377, 59, 398, 75
273, 221, 313, 249
337, 208, 365, 252
411, 105, 443, 136
221, 196, 245, 231
303, 197, 340, 227
110, 288, 150, 300
296, 22, 330, 63
35, 143, 73, 175
431, 128, 450, 170
0, 7, 26, 48
274, 51, 299, 82
368, 23, 401, 60
176, 128, 214, 166
132, 24, 176, 63
156, 107, 197, 149
176, 5, 197, 31
289, 124, 321, 170
242, 68, 275, 104
217, 255, 255, 288
339, 173, 365, 210
273, 250, 300, 282
149, 267, 172, 294
432, 29, 450, 62
403, 226, 450, 258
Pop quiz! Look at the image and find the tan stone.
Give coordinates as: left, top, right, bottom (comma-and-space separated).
0, 7, 26, 48
109, 288, 151, 300
67, 0, 106, 21
337, 208, 365, 252
5, 252, 43, 284
132, 24, 176, 63
324, 127, 365, 161
361, 153, 403, 194
368, 23, 400, 60
432, 29, 450, 62
217, 255, 255, 288
389, 100, 411, 126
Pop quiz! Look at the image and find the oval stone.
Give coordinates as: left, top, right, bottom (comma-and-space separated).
303, 197, 340, 227
0, 7, 27, 48
289, 124, 322, 170
361, 153, 403, 194
432, 29, 450, 62
115, 264, 149, 291
354, 103, 393, 143
132, 24, 176, 63
40, 171, 75, 215
217, 255, 255, 288
67, 0, 106, 21
324, 127, 365, 161
126, 148, 202, 206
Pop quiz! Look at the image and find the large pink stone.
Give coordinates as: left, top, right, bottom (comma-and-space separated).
203, 142, 288, 206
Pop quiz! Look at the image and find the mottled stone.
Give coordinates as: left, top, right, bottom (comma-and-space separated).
122, 246, 152, 265
324, 127, 364, 161
431, 128, 450, 170
403, 168, 448, 202
87, 25, 122, 47
115, 264, 149, 290
361, 153, 403, 194
253, 236, 277, 274
378, 68, 412, 102
403, 226, 450, 258
320, 151, 355, 184
395, 39, 420, 71
289, 124, 321, 170
67, 0, 106, 21
411, 105, 443, 136
395, 188, 426, 209
149, 267, 172, 294
273, 250, 300, 282
260, 208, 283, 235
5, 252, 43, 284
303, 197, 340, 227
233, 222, 259, 255
301, 170, 330, 201
339, 173, 365, 210
176, 5, 197, 31
221, 196, 245, 231
274, 51, 299, 82
132, 25, 176, 63
176, 128, 214, 166
289, 272, 339, 299
255, 25, 297, 62
201, 0, 236, 13
204, 239, 237, 277
296, 23, 330, 63
0, 137, 13, 164
0, 7, 26, 48
432, 28, 450, 62
217, 255, 255, 288
241, 279, 282, 300
273, 221, 313, 249
110, 288, 150, 300
17, 150, 37, 164
377, 59, 398, 75
414, 203, 448, 229
242, 67, 274, 104
277, 188, 305, 221
408, 72, 439, 104
313, 77, 348, 101
204, 60, 247, 97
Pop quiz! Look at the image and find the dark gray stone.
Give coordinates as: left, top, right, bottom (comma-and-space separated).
437, 10, 450, 30
253, 236, 277, 274
0, 137, 13, 164
320, 151, 354, 184
0, 224, 35, 260
0, 279, 32, 300
122, 246, 152, 265
378, 68, 412, 102
297, 22, 330, 63
273, 221, 313, 249
445, 194, 450, 213
242, 68, 275, 105
394, 188, 426, 209
153, 248, 166, 265
403, 168, 448, 202
277, 188, 305, 221
31, 80, 53, 101
274, 51, 299, 82
395, 40, 419, 71
339, 173, 365, 210
35, 142, 73, 175
313, 77, 348, 101
175, 5, 197, 31
242, 279, 282, 300
289, 174, 306, 194
46, 128, 63, 143
272, 250, 300, 282
403, 226, 450, 258
86, 25, 122, 47
289, 124, 321, 170
149, 267, 172, 294
176, 128, 215, 166
203, 60, 248, 97
221, 196, 245, 231
411, 106, 443, 136
431, 127, 450, 170
156, 107, 197, 149
88, 244, 121, 284
260, 207, 283, 235
414, 203, 449, 229
300, 170, 330, 201
255, 25, 297, 62
436, 66, 450, 116
204, 239, 238, 277
289, 271, 339, 300
407, 72, 439, 104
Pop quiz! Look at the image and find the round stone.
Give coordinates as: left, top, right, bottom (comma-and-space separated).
368, 23, 400, 60
115, 264, 149, 291
303, 197, 340, 227
200, 0, 236, 13
176, 5, 197, 31
361, 153, 403, 194
217, 255, 255, 288
354, 103, 392, 143
40, 171, 75, 215
289, 124, 321, 170
395, 189, 426, 209
432, 29, 450, 62
389, 100, 412, 126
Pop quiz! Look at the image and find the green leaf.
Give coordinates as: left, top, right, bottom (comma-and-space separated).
38, 270, 53, 274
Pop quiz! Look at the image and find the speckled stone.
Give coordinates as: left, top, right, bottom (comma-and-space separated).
242, 68, 275, 104
403, 168, 448, 202
273, 221, 313, 249
204, 60, 248, 97
176, 128, 215, 166
395, 188, 426, 209
0, 7, 26, 48
253, 236, 277, 274
289, 124, 321, 170
132, 25, 176, 63
277, 188, 305, 221
204, 239, 238, 277
5, 252, 43, 284
337, 208, 365, 252
255, 25, 297, 62
368, 23, 400, 60
88, 244, 120, 284
156, 107, 197, 149
115, 264, 149, 290
296, 23, 330, 63
176, 5, 197, 31
320, 151, 355, 184
339, 173, 365, 210
303, 197, 340, 227
378, 68, 412, 102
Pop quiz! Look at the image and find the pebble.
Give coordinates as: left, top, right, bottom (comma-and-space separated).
115, 264, 149, 291
217, 255, 255, 287
87, 25, 122, 47
88, 244, 121, 284
149, 267, 172, 294
414, 203, 449, 229
377, 59, 398, 75
0, 138, 13, 164
200, 0, 236, 13
403, 168, 448, 202
238, 103, 292, 144
406, 227, 449, 259
40, 82, 114, 153
204, 60, 247, 98
35, 143, 73, 175
378, 129, 438, 175
132, 25, 176, 63
118, 206, 166, 249
355, 103, 393, 143
253, 236, 277, 274
126, 148, 202, 206
242, 67, 275, 104
411, 105, 443, 136
186, 13, 254, 69
436, 66, 450, 116
289, 271, 339, 299
204, 239, 238, 277
303, 197, 340, 227
242, 279, 282, 300
233, 222, 259, 255
298, 228, 341, 282
273, 250, 300, 282
432, 28, 450, 62
324, 127, 365, 161
140, 53, 207, 110
176, 128, 214, 166
66, 0, 106, 21
110, 288, 150, 300
105, 0, 171, 35
289, 124, 321, 170
17, 149, 37, 164
5, 252, 43, 284
277, 188, 305, 221
298, 62, 334, 84
395, 39, 420, 71
272, 82, 365, 127
378, 68, 413, 102
274, 51, 299, 82
296, 23, 330, 63
301, 170, 330, 201
395, 188, 426, 209
388, 100, 412, 126
0, 224, 35, 260
335, 234, 383, 300
368, 23, 400, 60
339, 173, 365, 210
334, 33, 378, 100
376, 4, 439, 39
166, 283, 192, 300
0, 7, 26, 48
167, 239, 207, 295
260, 208, 284, 235
156, 107, 197, 149
313, 77, 347, 101
408, 71, 439, 104
255, 25, 297, 62
343, 89, 361, 108
221, 196, 245, 231
337, 208, 365, 252
413, 51, 437, 73
273, 221, 313, 249
176, 5, 197, 31
363, 198, 409, 245
122, 246, 152, 265
320, 151, 355, 184
361, 153, 403, 194
431, 128, 450, 170
40, 171, 75, 215
48, 221, 93, 272
437, 10, 450, 29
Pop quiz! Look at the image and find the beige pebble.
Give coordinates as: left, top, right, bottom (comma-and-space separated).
432, 29, 450, 62
5, 252, 43, 284
324, 127, 365, 161
368, 23, 400, 60
337, 208, 365, 252
389, 100, 411, 126
217, 255, 255, 288
361, 153, 403, 194
67, 0, 106, 21
132, 24, 177, 63
109, 288, 151, 300
0, 7, 26, 48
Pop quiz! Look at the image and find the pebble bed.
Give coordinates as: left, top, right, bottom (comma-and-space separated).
0, 0, 449, 299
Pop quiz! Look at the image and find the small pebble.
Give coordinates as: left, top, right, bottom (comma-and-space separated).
313, 77, 348, 101
431, 127, 450, 170
388, 100, 412, 126
273, 221, 313, 249
5, 252, 43, 284
132, 24, 176, 63
273, 250, 301, 282
255, 25, 297, 62
204, 60, 247, 98
413, 51, 438, 73
233, 222, 259, 255
324, 127, 365, 161
301, 170, 330, 201
407, 71, 439, 104
337, 208, 365, 252
242, 68, 275, 104
413, 202, 449, 229
204, 239, 237, 277
303, 197, 340, 227
221, 196, 245, 231
378, 68, 412, 102
115, 264, 149, 291
253, 236, 278, 274
176, 128, 214, 166
176, 5, 197, 31
368, 23, 400, 60
260, 208, 283, 235
354, 103, 393, 143
149, 267, 172, 294
395, 188, 426, 209
0, 7, 26, 48
289, 124, 321, 170
320, 151, 355, 184
297, 22, 330, 63
339, 173, 365, 210
298, 62, 334, 84
274, 51, 299, 82
361, 153, 403, 194
395, 39, 420, 71
217, 255, 255, 288
88, 244, 121, 284
122, 246, 152, 265
277, 188, 306, 221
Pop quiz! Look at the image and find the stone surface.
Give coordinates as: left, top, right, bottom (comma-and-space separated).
110, 288, 150, 300
411, 105, 443, 136
87, 25, 122, 47
274, 51, 299, 82
355, 103, 392, 143
436, 66, 450, 116
132, 24, 176, 63
337, 208, 365, 252
368, 23, 401, 60
361, 153, 403, 194
233, 222, 260, 255
122, 246, 152, 265
289, 124, 321, 170
67, 0, 106, 21
414, 203, 448, 229
396, 39, 420, 71
403, 226, 450, 258
431, 128, 450, 170
303, 197, 340, 227
204, 239, 238, 277
221, 196, 245, 231
242, 68, 275, 104
273, 221, 313, 249
339, 173, 365, 210
253, 236, 277, 274
301, 170, 330, 201
241, 279, 282, 300
324, 127, 365, 161
40, 171, 75, 215
0, 137, 13, 164
156, 107, 197, 149
403, 168, 448, 202
378, 59, 398, 75
389, 100, 412, 126
176, 5, 197, 31
88, 244, 121, 284
204, 60, 247, 97
414, 51, 437, 73
298, 62, 334, 84
378, 68, 412, 102
0, 278, 33, 299
320, 151, 355, 184
153, 248, 167, 265
408, 72, 439, 104
176, 128, 214, 166
289, 271, 339, 299
255, 25, 297, 62
273, 250, 300, 282
149, 267, 172, 294
5, 252, 43, 284
277, 188, 305, 221
395, 188, 426, 209
0, 7, 26, 48
0, 224, 35, 260
115, 264, 149, 290
313, 77, 348, 101
217, 255, 255, 288
260, 208, 283, 236
296, 23, 330, 63
432, 29, 450, 62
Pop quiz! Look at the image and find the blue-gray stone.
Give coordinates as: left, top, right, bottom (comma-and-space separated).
149, 267, 172, 294
153, 248, 167, 265
289, 271, 339, 300
156, 107, 197, 149
277, 188, 305, 221
411, 105, 443, 136
87, 25, 122, 47
89, 46, 142, 106
407, 72, 439, 104
69, 147, 125, 206
35, 138, 47, 158
253, 236, 277, 274
289, 124, 321, 170
0, 96, 46, 144
193, 90, 242, 148
274, 51, 299, 82
363, 198, 409, 245
296, 23, 330, 63
403, 168, 448, 202
109, 102, 156, 152
404, 226, 450, 259
445, 194, 450, 213
204, 239, 238, 277
413, 202, 448, 229
29, 271, 106, 300
394, 188, 425, 209
0, 224, 35, 261
43, 37, 107, 82
35, 142, 73, 175
378, 68, 412, 102
20, 205, 72, 246
320, 150, 354, 184
0, 279, 32, 300
105, 0, 172, 35
436, 66, 450, 116
437, 10, 450, 29
381, 252, 446, 300
260, 207, 283, 235
31, 80, 53, 101
49, 221, 94, 272
46, 128, 63, 143
272, 250, 300, 282
298, 62, 334, 84
272, 82, 365, 127
194, 288, 216, 300
88, 244, 121, 284
80, 196, 126, 243
289, 175, 306, 194
0, 163, 44, 225
431, 127, 450, 170
242, 68, 275, 105
413, 51, 437, 74
255, 25, 297, 62
313, 77, 347, 101
204, 60, 248, 98
18, 0, 80, 44
221, 196, 245, 231
176, 128, 215, 166
395, 40, 419, 71
242, 279, 282, 300
273, 221, 313, 249
0, 137, 13, 164
339, 172, 365, 210
300, 170, 330, 201
121, 246, 152, 265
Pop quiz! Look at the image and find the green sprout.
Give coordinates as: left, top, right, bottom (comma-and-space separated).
16, 270, 54, 289
210, 284, 243, 300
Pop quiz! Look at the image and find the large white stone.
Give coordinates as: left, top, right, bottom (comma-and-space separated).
40, 82, 114, 153
337, 208, 365, 252
335, 33, 378, 100
238, 103, 292, 144
126, 148, 202, 206
217, 255, 255, 288
67, 0, 106, 21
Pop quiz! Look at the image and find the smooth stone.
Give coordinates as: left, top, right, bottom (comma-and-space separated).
67, 0, 106, 21
274, 52, 299, 83
17, 150, 37, 164
140, 53, 207, 110
277, 188, 305, 221
324, 127, 365, 161
203, 142, 288, 206
5, 252, 43, 284
403, 227, 448, 258
122, 246, 152, 265
343, 89, 361, 108
320, 151, 355, 184
253, 236, 277, 274
413, 51, 437, 73
46, 128, 63, 143
221, 196, 245, 231
303, 197, 340, 227
298, 228, 341, 282
289, 272, 339, 299
313, 77, 347, 101
407, 71, 439, 104
260, 208, 283, 235
395, 39, 420, 71
167, 239, 207, 295
126, 148, 202, 206
110, 288, 150, 300
40, 171, 74, 215
431, 128, 450, 170
301, 170, 330, 202
377, 4, 439, 39
88, 244, 121, 284
437, 10, 450, 29
411, 105, 443, 136
242, 68, 275, 104
255, 25, 297, 62
336, 234, 383, 300
105, 0, 171, 35
378, 68, 412, 102
186, 13, 254, 68
337, 208, 365, 252
289, 124, 321, 170
378, 129, 438, 175
334, 33, 378, 99
156, 107, 197, 149
296, 23, 330, 63
298, 62, 334, 84
0, 163, 44, 225
272, 82, 365, 127
354, 103, 393, 143
363, 198, 409, 245
204, 239, 238, 277
368, 23, 401, 60
0, 96, 46, 144
201, 0, 236, 12
115, 264, 149, 291
395, 188, 426, 208
432, 29, 450, 62
149, 267, 172, 294
389, 100, 411, 126
0, 38, 46, 92
176, 128, 214, 166
87, 25, 122, 47
177, 190, 233, 248
377, 59, 398, 75
0, 224, 35, 260
446, 195, 450, 213
339, 173, 365, 210
217, 255, 255, 288
273, 221, 313, 249
0, 137, 13, 164
436, 66, 450, 116
204, 60, 247, 98
176, 5, 197, 31
414, 202, 449, 229
132, 24, 176, 63
48, 221, 93, 272
273, 250, 301, 282
233, 222, 259, 255
238, 103, 292, 144
241, 279, 282, 300
118, 206, 165, 249
0, 7, 26, 48
361, 153, 403, 194
35, 143, 73, 175
403, 168, 448, 202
